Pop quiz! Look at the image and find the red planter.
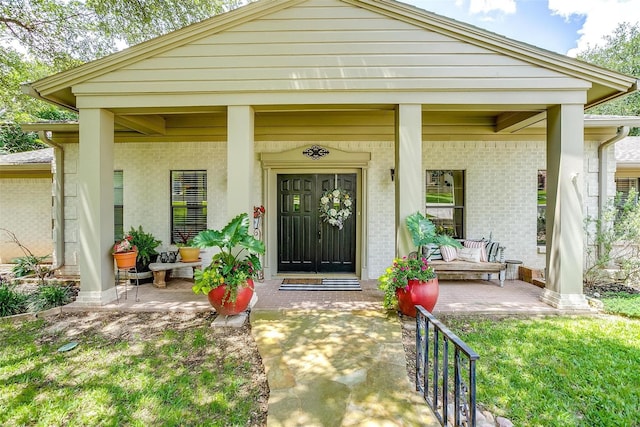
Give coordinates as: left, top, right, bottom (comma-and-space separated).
395, 277, 439, 317
113, 251, 137, 269
207, 279, 255, 316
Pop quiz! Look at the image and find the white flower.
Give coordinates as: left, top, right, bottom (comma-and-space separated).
332, 189, 340, 197
329, 209, 337, 216
321, 197, 329, 205
344, 199, 352, 207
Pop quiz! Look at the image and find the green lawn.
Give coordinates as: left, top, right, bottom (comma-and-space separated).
600, 293, 640, 318
0, 313, 266, 426
444, 315, 640, 426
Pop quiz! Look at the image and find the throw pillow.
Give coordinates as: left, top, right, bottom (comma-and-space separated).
463, 240, 488, 262
440, 245, 458, 262
457, 246, 482, 263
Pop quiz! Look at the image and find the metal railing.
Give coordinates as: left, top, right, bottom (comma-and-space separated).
415, 306, 479, 426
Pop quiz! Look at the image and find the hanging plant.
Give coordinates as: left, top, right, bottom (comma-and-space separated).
319, 188, 353, 230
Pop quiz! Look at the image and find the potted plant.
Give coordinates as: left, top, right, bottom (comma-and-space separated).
191, 213, 265, 316
378, 255, 439, 316
111, 235, 137, 269
378, 212, 462, 316
176, 231, 201, 262
406, 212, 461, 259
126, 226, 162, 271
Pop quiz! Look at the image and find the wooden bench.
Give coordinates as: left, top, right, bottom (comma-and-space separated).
421, 240, 507, 287
148, 261, 203, 288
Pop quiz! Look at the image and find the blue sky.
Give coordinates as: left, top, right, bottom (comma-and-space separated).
402, 0, 640, 56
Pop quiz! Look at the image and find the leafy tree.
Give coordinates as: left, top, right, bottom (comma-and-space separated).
1, 0, 251, 149
578, 22, 640, 135
0, 123, 43, 153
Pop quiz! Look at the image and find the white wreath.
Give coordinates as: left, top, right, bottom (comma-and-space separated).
319, 188, 353, 230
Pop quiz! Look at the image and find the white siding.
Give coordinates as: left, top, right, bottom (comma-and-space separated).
75, 0, 585, 96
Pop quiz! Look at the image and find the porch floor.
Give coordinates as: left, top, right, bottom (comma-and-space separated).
64, 277, 571, 316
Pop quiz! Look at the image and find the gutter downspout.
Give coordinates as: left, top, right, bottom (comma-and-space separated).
598, 125, 630, 259
39, 131, 65, 271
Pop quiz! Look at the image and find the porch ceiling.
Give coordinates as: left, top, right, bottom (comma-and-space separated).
25, 106, 640, 145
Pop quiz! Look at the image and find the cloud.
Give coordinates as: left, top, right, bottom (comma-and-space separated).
549, 0, 640, 56
468, 0, 516, 14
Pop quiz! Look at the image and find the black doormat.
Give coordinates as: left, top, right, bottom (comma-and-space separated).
279, 278, 361, 291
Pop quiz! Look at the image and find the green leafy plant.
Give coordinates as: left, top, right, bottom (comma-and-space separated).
26, 283, 73, 313
378, 256, 436, 309
405, 212, 461, 258
0, 284, 28, 317
1, 228, 51, 284
11, 255, 50, 277
126, 226, 162, 267
584, 188, 640, 285
192, 213, 265, 303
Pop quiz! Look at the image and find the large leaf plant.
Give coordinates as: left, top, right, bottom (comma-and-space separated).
191, 213, 265, 302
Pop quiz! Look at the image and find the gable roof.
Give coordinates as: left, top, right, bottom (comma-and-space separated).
24, 0, 638, 111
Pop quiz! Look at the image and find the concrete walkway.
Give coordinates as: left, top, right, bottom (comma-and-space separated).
251, 309, 439, 427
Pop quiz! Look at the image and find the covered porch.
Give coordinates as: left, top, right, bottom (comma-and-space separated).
61, 277, 581, 316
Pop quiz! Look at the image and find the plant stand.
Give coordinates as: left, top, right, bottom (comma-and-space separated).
115, 265, 139, 302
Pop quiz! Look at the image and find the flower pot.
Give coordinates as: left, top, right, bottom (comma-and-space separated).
395, 277, 439, 317
179, 247, 200, 262
207, 279, 255, 316
113, 251, 138, 269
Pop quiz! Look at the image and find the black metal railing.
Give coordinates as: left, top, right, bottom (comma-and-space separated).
415, 306, 479, 426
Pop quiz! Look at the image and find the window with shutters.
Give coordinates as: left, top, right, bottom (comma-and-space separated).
171, 170, 207, 244
425, 170, 464, 238
114, 170, 124, 241
615, 177, 639, 206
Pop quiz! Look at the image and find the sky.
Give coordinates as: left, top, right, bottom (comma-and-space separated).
402, 0, 640, 57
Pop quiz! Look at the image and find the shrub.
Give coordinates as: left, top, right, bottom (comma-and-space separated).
27, 283, 73, 313
584, 188, 640, 285
0, 284, 28, 317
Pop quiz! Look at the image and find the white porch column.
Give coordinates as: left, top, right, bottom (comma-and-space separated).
227, 106, 255, 219
541, 104, 590, 309
395, 104, 423, 256
75, 108, 116, 305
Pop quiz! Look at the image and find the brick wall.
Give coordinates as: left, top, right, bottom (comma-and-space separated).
0, 177, 54, 263
57, 138, 603, 279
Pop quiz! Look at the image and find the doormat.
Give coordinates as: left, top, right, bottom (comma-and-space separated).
279, 278, 361, 291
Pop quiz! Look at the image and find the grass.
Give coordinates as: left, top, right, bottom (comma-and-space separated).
0, 314, 266, 426
444, 315, 640, 426
600, 292, 640, 318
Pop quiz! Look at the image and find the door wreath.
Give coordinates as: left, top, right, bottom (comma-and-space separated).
319, 188, 352, 230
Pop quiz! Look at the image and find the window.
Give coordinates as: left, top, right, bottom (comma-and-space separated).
171, 170, 207, 244
114, 170, 124, 241
537, 170, 546, 246
425, 170, 464, 238
615, 177, 639, 205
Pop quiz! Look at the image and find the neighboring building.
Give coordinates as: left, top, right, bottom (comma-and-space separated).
0, 148, 54, 263
22, 0, 639, 308
615, 136, 640, 201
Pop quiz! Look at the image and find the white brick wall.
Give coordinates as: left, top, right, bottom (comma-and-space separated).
0, 177, 54, 263
57, 138, 603, 279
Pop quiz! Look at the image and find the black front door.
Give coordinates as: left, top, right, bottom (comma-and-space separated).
278, 174, 356, 273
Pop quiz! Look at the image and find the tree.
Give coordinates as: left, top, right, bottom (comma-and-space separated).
1, 0, 250, 135
578, 22, 640, 135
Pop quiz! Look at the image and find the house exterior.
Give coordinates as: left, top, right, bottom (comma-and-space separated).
0, 148, 54, 263
22, 0, 639, 308
615, 136, 640, 198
